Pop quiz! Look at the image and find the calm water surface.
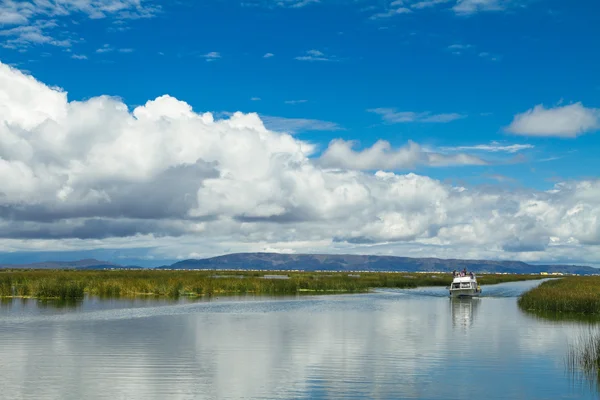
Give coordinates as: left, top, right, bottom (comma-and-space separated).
0, 279, 598, 399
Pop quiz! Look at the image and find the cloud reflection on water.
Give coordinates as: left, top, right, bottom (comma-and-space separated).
0, 291, 597, 399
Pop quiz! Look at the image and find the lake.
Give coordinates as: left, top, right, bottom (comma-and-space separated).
0, 279, 597, 399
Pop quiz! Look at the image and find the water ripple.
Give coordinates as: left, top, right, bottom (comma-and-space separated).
0, 279, 593, 400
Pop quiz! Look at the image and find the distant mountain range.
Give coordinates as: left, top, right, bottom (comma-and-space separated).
1, 253, 598, 275
0, 259, 141, 270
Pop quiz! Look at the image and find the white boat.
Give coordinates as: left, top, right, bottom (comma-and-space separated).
449, 273, 481, 298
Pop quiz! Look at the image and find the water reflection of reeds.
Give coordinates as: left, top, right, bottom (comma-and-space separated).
565, 327, 600, 393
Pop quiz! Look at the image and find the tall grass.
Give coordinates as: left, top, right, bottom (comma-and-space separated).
518, 277, 600, 315
0, 273, 85, 300
566, 328, 600, 389
0, 270, 544, 300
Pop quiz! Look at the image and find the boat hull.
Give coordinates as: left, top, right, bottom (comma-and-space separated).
449, 288, 481, 298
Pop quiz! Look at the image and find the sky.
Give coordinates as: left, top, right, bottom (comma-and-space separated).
0, 0, 599, 267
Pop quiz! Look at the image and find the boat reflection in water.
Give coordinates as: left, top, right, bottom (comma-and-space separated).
450, 297, 481, 331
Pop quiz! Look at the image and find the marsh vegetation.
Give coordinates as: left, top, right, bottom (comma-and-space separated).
0, 269, 545, 300
566, 328, 600, 390
518, 277, 600, 315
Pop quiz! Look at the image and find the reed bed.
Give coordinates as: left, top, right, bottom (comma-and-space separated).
566, 328, 600, 387
0, 269, 543, 300
518, 277, 600, 315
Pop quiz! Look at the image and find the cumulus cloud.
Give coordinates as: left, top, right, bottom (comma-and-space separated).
1, 62, 600, 264
506, 103, 600, 138
319, 140, 487, 170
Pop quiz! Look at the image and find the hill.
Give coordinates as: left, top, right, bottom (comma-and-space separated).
160, 253, 599, 275
0, 259, 121, 270
1, 253, 597, 275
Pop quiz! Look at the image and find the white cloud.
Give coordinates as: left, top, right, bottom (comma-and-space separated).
0, 0, 159, 49
95, 45, 132, 54
263, 53, 274, 58
246, 0, 522, 18
295, 49, 337, 62
445, 44, 500, 59
0, 10, 28, 25
447, 44, 473, 50
366, 0, 518, 18
277, 0, 320, 7
250, 97, 261, 101
478, 51, 500, 61
453, 0, 511, 15
411, 0, 453, 9
369, 7, 412, 19
506, 103, 600, 138
0, 0, 159, 24
0, 21, 76, 49
284, 100, 308, 105
202, 51, 221, 61
368, 108, 466, 123
441, 142, 534, 153
2, 61, 600, 264
242, 0, 320, 8
71, 54, 88, 60
447, 43, 472, 55
96, 44, 113, 53
319, 139, 487, 170
260, 115, 342, 133
360, 5, 378, 12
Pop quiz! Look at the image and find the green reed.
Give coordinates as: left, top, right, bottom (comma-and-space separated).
518, 277, 600, 315
0, 269, 544, 300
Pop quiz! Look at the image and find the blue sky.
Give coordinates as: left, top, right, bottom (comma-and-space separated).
5, 0, 599, 188
0, 0, 599, 266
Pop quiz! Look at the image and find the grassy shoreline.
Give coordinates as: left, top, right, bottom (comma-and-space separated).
518, 277, 600, 315
0, 269, 545, 300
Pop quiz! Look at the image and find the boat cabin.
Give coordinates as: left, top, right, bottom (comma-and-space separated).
451, 276, 478, 290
